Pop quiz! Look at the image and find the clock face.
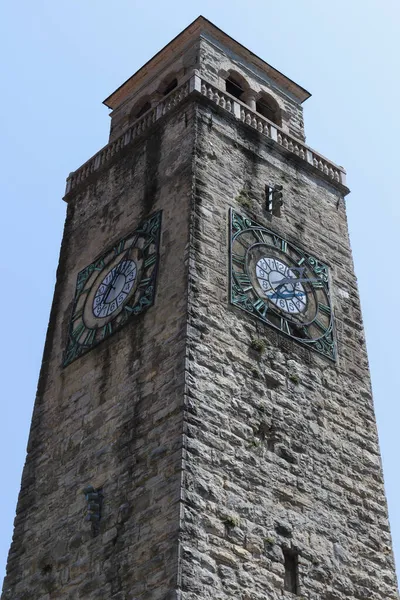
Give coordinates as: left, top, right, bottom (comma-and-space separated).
256, 257, 307, 314
229, 209, 335, 359
64, 211, 161, 366
92, 259, 137, 318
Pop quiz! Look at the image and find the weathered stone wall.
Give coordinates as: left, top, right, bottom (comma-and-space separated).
198, 36, 305, 142
180, 98, 398, 600
108, 42, 199, 143
3, 87, 398, 600
1, 106, 195, 600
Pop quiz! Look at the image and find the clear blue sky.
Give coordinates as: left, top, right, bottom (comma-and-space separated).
1, 0, 399, 585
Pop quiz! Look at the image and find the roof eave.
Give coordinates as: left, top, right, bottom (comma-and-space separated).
103, 16, 311, 110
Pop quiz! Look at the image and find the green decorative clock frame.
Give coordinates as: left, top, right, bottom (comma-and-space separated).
229, 209, 336, 360
63, 211, 162, 366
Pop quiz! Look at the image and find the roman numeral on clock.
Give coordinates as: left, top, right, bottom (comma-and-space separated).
138, 277, 152, 289
253, 298, 268, 318
84, 329, 96, 346
142, 235, 154, 252
314, 319, 328, 333
144, 254, 157, 269
71, 309, 83, 323
280, 317, 291, 335
252, 228, 268, 243
272, 236, 287, 253
234, 272, 252, 292
102, 322, 113, 338
71, 323, 85, 342
318, 302, 331, 316
311, 278, 324, 289
232, 253, 245, 268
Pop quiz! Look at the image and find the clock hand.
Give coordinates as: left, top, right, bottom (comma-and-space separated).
98, 233, 143, 310
104, 259, 130, 302
103, 273, 118, 303
101, 266, 119, 304
269, 289, 306, 300
277, 275, 320, 286
102, 235, 141, 302
273, 264, 322, 288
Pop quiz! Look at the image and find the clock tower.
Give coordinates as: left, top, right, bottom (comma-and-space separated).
2, 16, 398, 600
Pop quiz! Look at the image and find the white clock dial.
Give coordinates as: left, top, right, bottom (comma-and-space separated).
256, 257, 307, 314
92, 259, 137, 318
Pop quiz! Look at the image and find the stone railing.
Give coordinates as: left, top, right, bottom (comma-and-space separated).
65, 73, 346, 195
275, 130, 343, 183
200, 81, 236, 116
65, 80, 191, 193
196, 76, 345, 186
240, 105, 271, 137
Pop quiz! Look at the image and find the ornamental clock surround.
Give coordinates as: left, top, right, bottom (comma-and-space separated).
63, 211, 161, 366
230, 209, 335, 360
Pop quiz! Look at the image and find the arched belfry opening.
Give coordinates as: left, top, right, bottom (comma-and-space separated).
130, 97, 152, 122
159, 74, 178, 96
224, 71, 249, 101
256, 92, 282, 127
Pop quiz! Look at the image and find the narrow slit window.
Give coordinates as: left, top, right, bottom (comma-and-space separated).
266, 185, 273, 213
266, 184, 283, 217
283, 548, 299, 594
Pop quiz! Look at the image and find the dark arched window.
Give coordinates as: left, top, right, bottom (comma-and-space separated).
135, 101, 151, 118
158, 74, 178, 98
162, 78, 177, 96
225, 72, 249, 101
256, 94, 282, 127
130, 98, 151, 122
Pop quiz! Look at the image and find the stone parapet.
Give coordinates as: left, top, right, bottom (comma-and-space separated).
65, 74, 347, 198
65, 78, 191, 195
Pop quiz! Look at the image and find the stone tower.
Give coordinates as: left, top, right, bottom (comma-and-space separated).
2, 16, 398, 600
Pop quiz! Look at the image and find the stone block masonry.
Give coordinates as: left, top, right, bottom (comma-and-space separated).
2, 87, 398, 600
180, 99, 399, 599
198, 35, 306, 142
1, 106, 196, 600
